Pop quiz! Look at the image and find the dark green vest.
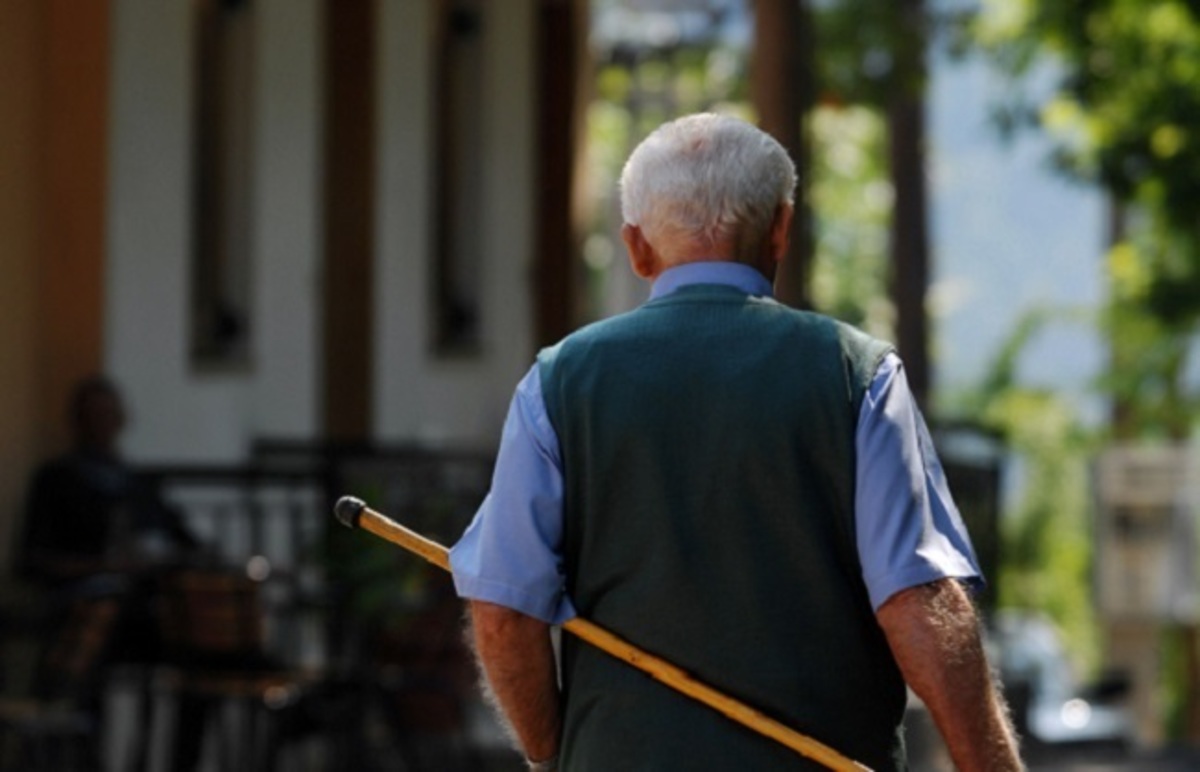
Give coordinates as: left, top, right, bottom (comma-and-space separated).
538, 285, 907, 771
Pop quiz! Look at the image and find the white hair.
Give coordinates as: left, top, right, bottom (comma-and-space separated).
619, 113, 796, 262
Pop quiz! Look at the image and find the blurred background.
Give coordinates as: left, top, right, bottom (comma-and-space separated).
2, 0, 1200, 769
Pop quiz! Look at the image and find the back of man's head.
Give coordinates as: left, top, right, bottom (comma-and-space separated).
619, 113, 796, 266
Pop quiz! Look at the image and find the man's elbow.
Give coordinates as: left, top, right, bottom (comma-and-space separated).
470, 599, 548, 646
876, 579, 979, 640
875, 579, 988, 686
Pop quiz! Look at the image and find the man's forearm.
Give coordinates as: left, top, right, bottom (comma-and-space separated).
469, 600, 561, 764
877, 580, 1022, 772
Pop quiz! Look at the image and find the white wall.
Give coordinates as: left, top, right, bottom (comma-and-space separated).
106, 0, 322, 462
106, 0, 534, 460
250, 0, 322, 439
374, 0, 536, 446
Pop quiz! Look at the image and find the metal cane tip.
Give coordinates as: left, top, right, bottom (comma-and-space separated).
334, 495, 366, 529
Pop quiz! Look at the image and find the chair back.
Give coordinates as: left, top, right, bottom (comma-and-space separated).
158, 569, 268, 670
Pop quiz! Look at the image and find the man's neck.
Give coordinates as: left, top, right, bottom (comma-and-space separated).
648, 261, 775, 300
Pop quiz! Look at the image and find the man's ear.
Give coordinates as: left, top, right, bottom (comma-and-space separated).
769, 204, 794, 265
621, 223, 659, 280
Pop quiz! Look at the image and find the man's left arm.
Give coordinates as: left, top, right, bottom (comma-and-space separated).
876, 579, 1022, 771
470, 600, 561, 767
856, 354, 1021, 768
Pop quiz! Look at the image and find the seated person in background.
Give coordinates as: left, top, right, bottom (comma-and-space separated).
16, 376, 210, 772
19, 375, 200, 587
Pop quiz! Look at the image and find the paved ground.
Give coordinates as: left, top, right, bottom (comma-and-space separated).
1026, 747, 1200, 771
906, 703, 1200, 771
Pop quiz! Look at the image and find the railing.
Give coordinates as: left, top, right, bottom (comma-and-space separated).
123, 443, 500, 769
135, 441, 494, 670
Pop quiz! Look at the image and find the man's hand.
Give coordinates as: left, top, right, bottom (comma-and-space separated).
468, 600, 561, 764
876, 579, 1023, 772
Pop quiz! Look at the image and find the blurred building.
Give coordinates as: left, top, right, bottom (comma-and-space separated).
0, 0, 588, 574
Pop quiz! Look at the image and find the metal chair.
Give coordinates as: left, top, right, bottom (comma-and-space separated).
0, 589, 120, 770
154, 568, 340, 771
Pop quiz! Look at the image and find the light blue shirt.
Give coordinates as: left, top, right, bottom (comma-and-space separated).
450, 262, 982, 624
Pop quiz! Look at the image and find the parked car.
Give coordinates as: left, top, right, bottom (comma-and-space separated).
988, 611, 1133, 751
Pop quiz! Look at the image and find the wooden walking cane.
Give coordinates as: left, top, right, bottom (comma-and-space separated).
334, 496, 871, 772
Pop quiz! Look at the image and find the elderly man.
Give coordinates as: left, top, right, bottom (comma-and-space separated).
450, 113, 1020, 771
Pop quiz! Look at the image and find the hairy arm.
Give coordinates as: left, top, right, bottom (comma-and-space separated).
468, 599, 561, 764
876, 579, 1022, 772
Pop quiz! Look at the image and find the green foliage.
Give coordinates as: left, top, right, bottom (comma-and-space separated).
817, 0, 902, 107
809, 105, 894, 336
972, 0, 1200, 720
962, 308, 1103, 670
815, 0, 927, 108
976, 0, 1200, 327
325, 482, 470, 625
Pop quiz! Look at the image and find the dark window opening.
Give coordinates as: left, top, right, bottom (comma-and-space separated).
432, 0, 485, 355
191, 0, 255, 369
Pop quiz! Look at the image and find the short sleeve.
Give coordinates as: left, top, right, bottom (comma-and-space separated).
449, 365, 577, 624
855, 354, 984, 611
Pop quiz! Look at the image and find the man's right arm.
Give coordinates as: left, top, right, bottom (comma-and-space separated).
876, 579, 1022, 772
469, 600, 561, 767
449, 365, 572, 766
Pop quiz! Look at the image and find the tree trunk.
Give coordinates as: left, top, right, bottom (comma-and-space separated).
752, 0, 815, 309
888, 0, 931, 409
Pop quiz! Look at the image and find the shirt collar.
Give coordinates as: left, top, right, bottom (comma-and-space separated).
648, 261, 775, 300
